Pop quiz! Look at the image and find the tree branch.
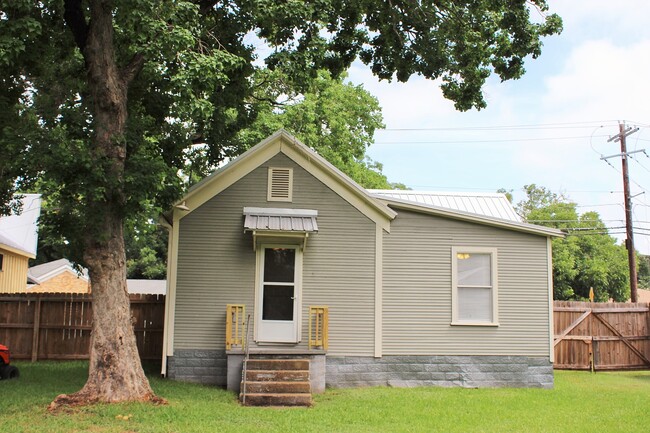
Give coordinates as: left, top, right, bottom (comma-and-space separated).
120, 53, 145, 86
64, 0, 89, 51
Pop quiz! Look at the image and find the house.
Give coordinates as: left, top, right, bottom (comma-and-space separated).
0, 195, 41, 293
161, 130, 562, 398
26, 258, 166, 295
27, 258, 91, 293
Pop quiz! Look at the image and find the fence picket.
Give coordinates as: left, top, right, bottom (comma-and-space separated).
0, 293, 164, 361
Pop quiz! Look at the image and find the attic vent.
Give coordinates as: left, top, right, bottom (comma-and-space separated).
268, 167, 293, 202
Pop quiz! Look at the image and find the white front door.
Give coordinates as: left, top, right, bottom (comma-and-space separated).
256, 245, 301, 343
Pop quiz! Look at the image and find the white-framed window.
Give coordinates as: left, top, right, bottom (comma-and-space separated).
267, 167, 293, 202
451, 247, 498, 326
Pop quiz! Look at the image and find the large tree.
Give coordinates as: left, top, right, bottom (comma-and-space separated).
517, 184, 629, 302
0, 1, 562, 406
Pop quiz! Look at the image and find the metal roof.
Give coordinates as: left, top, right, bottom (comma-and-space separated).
0, 194, 41, 257
243, 207, 318, 232
127, 279, 167, 295
369, 190, 521, 222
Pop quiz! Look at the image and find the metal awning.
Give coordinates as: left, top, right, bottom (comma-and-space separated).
243, 207, 318, 250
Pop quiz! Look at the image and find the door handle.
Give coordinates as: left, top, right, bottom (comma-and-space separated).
291, 297, 296, 300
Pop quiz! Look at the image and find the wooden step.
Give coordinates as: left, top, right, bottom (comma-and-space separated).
246, 369, 309, 382
242, 380, 311, 394
246, 359, 309, 371
241, 393, 312, 407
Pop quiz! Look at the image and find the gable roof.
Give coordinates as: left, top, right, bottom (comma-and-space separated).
28, 258, 166, 294
370, 190, 521, 222
27, 258, 89, 284
170, 130, 397, 231
0, 194, 41, 258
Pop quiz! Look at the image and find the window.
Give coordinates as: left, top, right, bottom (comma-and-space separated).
0, 253, 3, 271
451, 247, 498, 326
267, 167, 293, 202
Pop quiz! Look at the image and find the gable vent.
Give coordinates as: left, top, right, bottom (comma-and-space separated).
268, 167, 293, 202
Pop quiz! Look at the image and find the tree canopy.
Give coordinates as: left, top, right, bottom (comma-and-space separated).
1, 0, 562, 406
517, 184, 629, 302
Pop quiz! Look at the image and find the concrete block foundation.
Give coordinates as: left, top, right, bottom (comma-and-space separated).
167, 351, 553, 390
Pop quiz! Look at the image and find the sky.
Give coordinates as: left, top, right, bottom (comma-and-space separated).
344, 0, 650, 254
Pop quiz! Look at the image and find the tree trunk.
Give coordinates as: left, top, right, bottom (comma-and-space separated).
51, 0, 161, 408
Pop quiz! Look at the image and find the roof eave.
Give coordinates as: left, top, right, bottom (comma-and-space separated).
167, 130, 397, 227
0, 243, 36, 259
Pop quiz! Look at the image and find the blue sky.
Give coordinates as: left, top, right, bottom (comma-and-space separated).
346, 1, 650, 253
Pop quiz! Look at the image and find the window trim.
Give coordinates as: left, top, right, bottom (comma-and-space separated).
451, 246, 499, 327
267, 167, 293, 202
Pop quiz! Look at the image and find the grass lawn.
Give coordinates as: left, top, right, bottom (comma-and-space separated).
2, 361, 649, 433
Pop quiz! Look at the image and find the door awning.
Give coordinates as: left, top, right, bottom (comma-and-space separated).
243, 207, 318, 250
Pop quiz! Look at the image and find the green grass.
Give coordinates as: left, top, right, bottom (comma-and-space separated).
2, 361, 650, 433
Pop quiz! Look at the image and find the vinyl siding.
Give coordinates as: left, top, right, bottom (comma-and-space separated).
174, 153, 376, 356
383, 209, 550, 356
0, 248, 29, 293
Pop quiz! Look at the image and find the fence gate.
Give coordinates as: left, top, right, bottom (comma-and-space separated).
554, 301, 650, 370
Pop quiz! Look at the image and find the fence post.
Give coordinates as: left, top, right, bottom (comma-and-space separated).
31, 296, 42, 362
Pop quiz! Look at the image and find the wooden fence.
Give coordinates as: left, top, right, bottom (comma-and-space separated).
0, 293, 164, 361
554, 300, 650, 370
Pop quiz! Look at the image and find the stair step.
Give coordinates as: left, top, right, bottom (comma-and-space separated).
246, 369, 309, 382
246, 359, 309, 371
242, 380, 311, 394
241, 393, 312, 407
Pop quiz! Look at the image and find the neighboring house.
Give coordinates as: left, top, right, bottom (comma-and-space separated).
161, 130, 563, 392
0, 195, 41, 293
27, 258, 91, 293
126, 279, 166, 296
26, 258, 167, 295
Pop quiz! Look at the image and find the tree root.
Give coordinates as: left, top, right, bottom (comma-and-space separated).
48, 391, 166, 413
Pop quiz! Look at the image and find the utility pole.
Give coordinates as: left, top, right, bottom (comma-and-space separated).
606, 122, 640, 302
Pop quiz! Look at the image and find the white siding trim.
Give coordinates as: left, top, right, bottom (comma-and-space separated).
547, 237, 554, 363
374, 224, 383, 358
162, 212, 181, 375
451, 246, 499, 326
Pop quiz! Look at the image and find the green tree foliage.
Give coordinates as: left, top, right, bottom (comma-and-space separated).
0, 0, 562, 404
638, 255, 650, 289
517, 185, 629, 301
235, 69, 393, 189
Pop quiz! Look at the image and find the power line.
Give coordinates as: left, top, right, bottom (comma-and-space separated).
374, 134, 611, 145
379, 120, 623, 132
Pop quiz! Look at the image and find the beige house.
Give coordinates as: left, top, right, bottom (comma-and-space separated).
26, 258, 167, 295
0, 195, 41, 293
162, 131, 562, 397
27, 259, 91, 294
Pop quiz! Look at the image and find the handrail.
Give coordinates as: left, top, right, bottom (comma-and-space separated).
225, 304, 245, 350
241, 314, 252, 405
308, 306, 329, 350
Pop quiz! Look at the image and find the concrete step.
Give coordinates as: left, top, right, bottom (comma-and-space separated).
246, 359, 309, 371
246, 369, 309, 382
241, 393, 312, 407
242, 380, 311, 394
